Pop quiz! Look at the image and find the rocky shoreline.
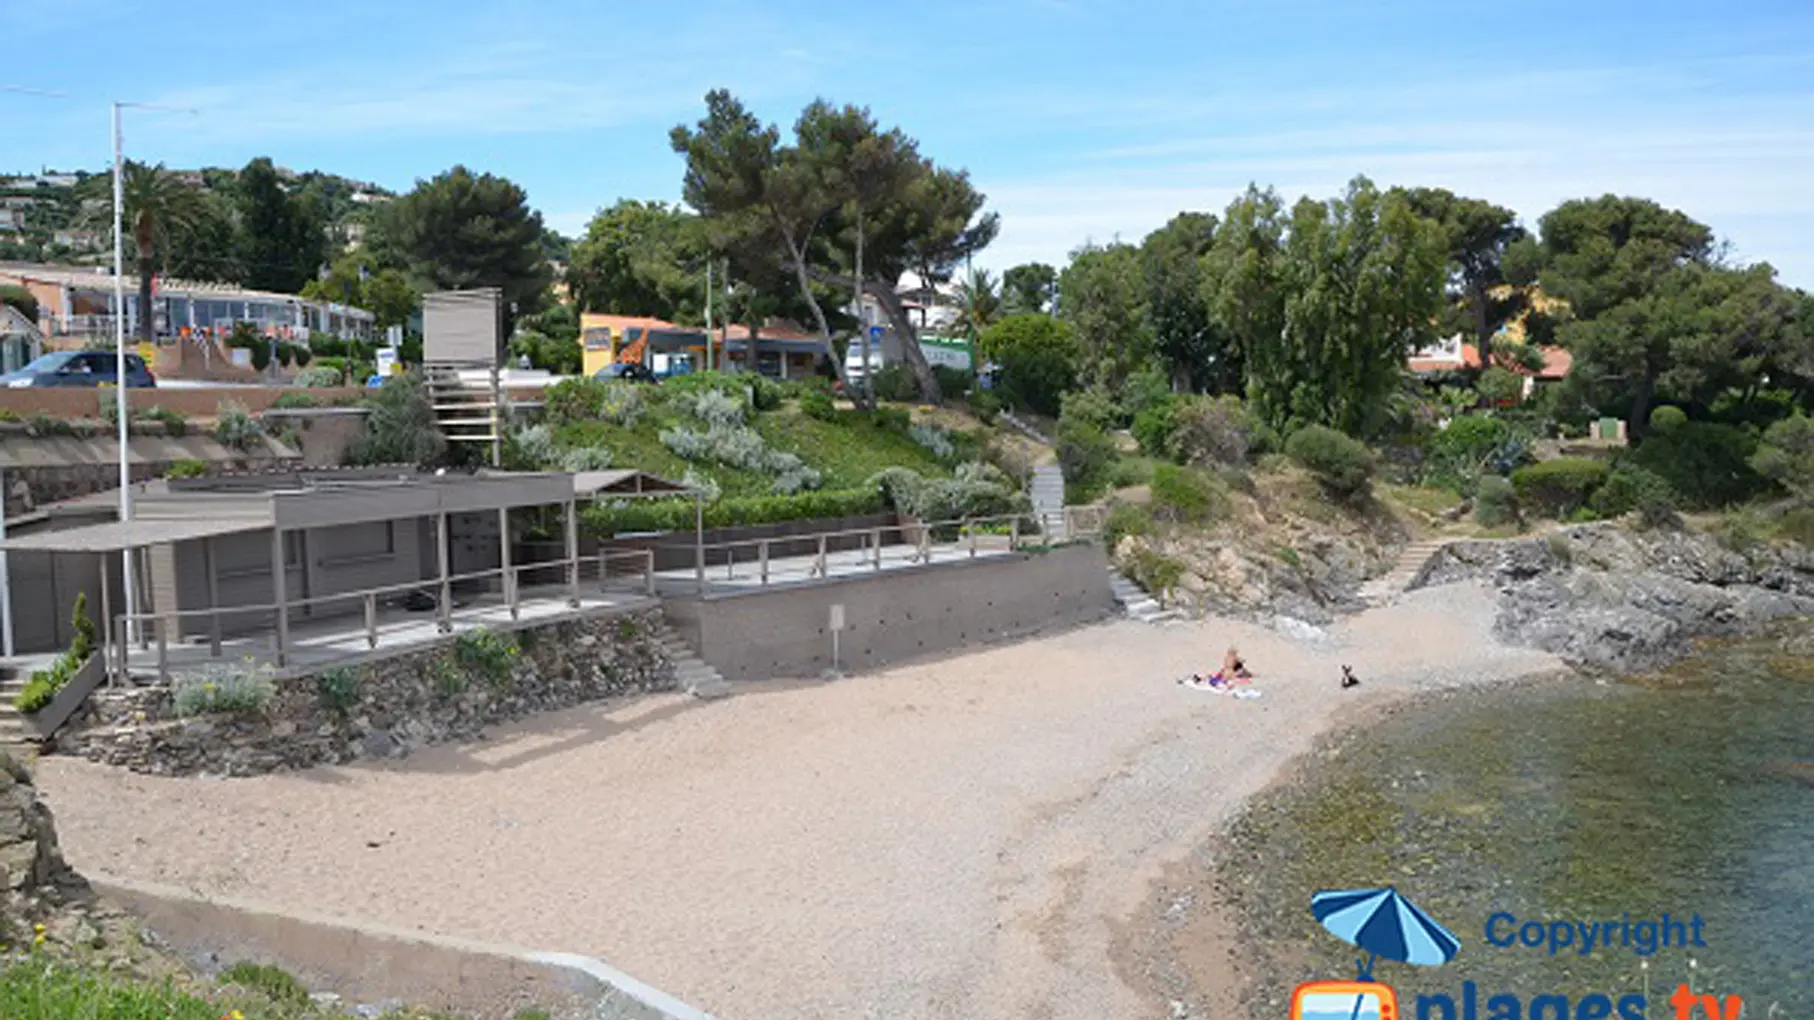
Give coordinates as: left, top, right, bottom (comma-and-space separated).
1419, 523, 1814, 674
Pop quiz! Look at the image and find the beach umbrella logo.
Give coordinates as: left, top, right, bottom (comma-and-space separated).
1311, 886, 1461, 980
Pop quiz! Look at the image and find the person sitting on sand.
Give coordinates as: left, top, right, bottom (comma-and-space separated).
1184, 647, 1251, 687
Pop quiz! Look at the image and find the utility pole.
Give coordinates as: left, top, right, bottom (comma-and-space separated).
704, 258, 713, 372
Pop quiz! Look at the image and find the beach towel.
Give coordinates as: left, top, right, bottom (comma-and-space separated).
1177, 675, 1263, 698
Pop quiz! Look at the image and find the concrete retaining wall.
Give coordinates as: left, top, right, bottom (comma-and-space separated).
93, 874, 719, 1020
662, 542, 1116, 682
0, 385, 367, 420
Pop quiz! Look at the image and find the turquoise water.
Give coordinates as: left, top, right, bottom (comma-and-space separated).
1217, 636, 1814, 1018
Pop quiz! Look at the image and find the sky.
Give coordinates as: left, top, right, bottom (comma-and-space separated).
5, 0, 1813, 288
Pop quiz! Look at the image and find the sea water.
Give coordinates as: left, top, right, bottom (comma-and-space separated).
1216, 634, 1813, 1017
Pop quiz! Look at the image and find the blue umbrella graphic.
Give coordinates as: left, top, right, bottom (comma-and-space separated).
1311, 886, 1461, 981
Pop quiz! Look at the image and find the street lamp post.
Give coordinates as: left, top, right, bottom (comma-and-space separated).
110, 103, 135, 643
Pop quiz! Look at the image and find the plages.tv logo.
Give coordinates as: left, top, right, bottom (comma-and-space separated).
1291, 888, 1744, 1020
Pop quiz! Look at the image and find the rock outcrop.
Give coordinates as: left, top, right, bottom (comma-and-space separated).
1419, 524, 1814, 673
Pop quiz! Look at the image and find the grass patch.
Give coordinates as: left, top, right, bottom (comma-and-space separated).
217, 961, 310, 1005
0, 961, 224, 1020
755, 406, 946, 489
1380, 483, 1465, 518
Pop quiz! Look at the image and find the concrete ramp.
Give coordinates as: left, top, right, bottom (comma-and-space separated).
93, 874, 719, 1020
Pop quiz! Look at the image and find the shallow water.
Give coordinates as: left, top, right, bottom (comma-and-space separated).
1216, 634, 1814, 1018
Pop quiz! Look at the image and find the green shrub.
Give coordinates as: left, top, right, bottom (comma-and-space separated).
1649, 405, 1688, 434
1626, 422, 1768, 510
1056, 419, 1118, 503
454, 626, 520, 689
1777, 507, 1814, 545
210, 400, 264, 450
292, 365, 343, 388
1131, 396, 1180, 458
1059, 389, 1118, 432
1168, 394, 1251, 466
15, 594, 96, 714
1123, 546, 1186, 602
870, 462, 1025, 522
0, 958, 232, 1018
1478, 367, 1525, 406
138, 405, 187, 436
932, 365, 972, 398
585, 487, 884, 535
1510, 457, 1610, 518
1710, 507, 1769, 553
1473, 475, 1519, 527
268, 391, 320, 410
1285, 425, 1375, 498
748, 375, 784, 411
543, 377, 609, 424
1149, 464, 1225, 524
1427, 415, 1531, 493
217, 961, 310, 1005
1103, 504, 1154, 550
1749, 412, 1814, 505
597, 381, 648, 426
871, 363, 918, 402
559, 445, 614, 472
1590, 465, 1677, 522
1109, 457, 1154, 488
869, 406, 910, 434
966, 389, 1002, 424
315, 667, 361, 717
173, 659, 276, 717
346, 372, 447, 467
908, 423, 956, 459
800, 388, 837, 421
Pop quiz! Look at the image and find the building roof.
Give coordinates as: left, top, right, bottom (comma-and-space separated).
563, 469, 694, 498
1, 469, 578, 552
0, 262, 375, 318
1408, 341, 1571, 379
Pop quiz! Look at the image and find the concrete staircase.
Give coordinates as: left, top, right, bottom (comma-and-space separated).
653, 624, 731, 700
1029, 463, 1067, 542
1357, 538, 1452, 605
0, 667, 40, 757
1109, 567, 1180, 624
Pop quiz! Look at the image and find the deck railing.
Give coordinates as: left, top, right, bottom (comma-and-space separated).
109, 548, 656, 683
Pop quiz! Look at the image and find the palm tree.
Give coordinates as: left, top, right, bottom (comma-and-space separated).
118, 162, 204, 345
950, 266, 1002, 343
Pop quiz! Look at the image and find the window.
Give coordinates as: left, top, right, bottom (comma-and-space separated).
320, 521, 395, 564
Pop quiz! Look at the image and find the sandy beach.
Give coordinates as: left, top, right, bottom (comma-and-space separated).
34, 581, 1560, 1020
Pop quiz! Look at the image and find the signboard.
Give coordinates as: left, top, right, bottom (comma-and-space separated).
375, 347, 399, 377
229, 347, 252, 368
386, 324, 404, 348
829, 604, 846, 632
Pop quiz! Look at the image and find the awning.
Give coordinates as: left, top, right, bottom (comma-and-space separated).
0, 515, 271, 553
568, 469, 695, 498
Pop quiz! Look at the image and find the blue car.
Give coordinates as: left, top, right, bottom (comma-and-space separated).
2, 350, 157, 388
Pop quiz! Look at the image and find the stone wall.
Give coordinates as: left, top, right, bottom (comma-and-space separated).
59, 608, 675, 777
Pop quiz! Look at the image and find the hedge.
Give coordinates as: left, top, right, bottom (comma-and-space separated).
583, 487, 885, 536
1285, 425, 1375, 498
1510, 457, 1610, 518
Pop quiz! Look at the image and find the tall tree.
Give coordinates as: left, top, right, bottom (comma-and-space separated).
1233, 177, 1447, 435
1003, 262, 1057, 315
236, 157, 327, 294
118, 161, 206, 344
300, 250, 419, 330
672, 90, 996, 405
1140, 212, 1234, 393
378, 166, 553, 331
567, 199, 707, 320
1400, 187, 1527, 363
162, 188, 239, 283
1529, 195, 1795, 436
1058, 242, 1149, 393
1204, 185, 1289, 408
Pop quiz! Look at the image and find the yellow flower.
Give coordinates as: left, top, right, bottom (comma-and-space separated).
33, 934, 45, 946
232, 1010, 245, 1020
32, 923, 43, 934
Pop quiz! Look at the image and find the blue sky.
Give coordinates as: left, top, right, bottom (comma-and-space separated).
6, 0, 1813, 287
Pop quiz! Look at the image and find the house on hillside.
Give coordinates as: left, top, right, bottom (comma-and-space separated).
0, 301, 43, 372
1407, 334, 1571, 401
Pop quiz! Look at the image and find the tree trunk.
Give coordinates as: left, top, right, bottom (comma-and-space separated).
867, 281, 943, 404
779, 224, 864, 406
1472, 280, 1491, 368
1628, 364, 1657, 442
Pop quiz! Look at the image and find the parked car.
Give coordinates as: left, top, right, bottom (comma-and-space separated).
1, 350, 157, 388
594, 362, 658, 384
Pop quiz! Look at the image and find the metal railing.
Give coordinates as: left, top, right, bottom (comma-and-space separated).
107, 548, 656, 683
623, 506, 1106, 593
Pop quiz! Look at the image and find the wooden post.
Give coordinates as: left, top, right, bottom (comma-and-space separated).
564, 499, 579, 608
364, 593, 377, 649
643, 548, 655, 596
436, 512, 451, 633
816, 533, 827, 578
204, 536, 221, 658
872, 527, 882, 570
759, 539, 769, 586
919, 521, 930, 564
270, 528, 288, 668
1010, 515, 1019, 551
968, 520, 977, 558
